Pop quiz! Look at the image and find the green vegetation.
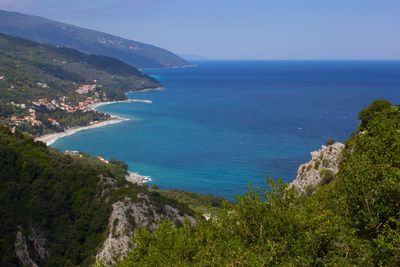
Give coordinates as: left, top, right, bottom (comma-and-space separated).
0, 124, 198, 266
0, 33, 160, 135
150, 189, 225, 215
319, 169, 335, 186
358, 99, 393, 129
314, 160, 321, 169
0, 125, 139, 266
325, 138, 335, 146
118, 100, 400, 266
1, 98, 398, 265
0, 9, 190, 68
0, 33, 159, 104
306, 164, 312, 171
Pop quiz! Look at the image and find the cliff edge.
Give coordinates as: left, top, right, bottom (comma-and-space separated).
291, 142, 345, 193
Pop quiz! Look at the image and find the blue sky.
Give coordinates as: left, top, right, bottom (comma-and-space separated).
1, 0, 399, 59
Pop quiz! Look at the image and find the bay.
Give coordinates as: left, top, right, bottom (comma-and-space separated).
53, 61, 400, 200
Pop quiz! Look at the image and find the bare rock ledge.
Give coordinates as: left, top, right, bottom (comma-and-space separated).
290, 142, 345, 193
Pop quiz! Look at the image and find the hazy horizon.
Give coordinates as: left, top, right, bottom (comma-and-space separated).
1, 0, 399, 60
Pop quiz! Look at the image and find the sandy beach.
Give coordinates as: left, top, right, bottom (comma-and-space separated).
35, 97, 152, 145
34, 95, 155, 186
35, 99, 152, 185
35, 116, 129, 145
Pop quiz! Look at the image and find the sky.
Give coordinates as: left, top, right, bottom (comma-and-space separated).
1, 0, 399, 59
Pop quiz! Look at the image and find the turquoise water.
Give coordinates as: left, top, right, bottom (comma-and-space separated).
53, 61, 400, 200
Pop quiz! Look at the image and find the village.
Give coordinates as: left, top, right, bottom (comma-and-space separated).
8, 84, 104, 128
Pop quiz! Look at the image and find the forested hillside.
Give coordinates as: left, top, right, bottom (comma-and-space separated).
0, 126, 196, 266
0, 33, 158, 103
0, 10, 190, 68
0, 33, 160, 135
117, 100, 400, 266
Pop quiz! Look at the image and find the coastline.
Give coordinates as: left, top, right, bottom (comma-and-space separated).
35, 116, 129, 145
139, 64, 196, 71
35, 97, 154, 146
34, 89, 158, 186
90, 98, 153, 110
129, 86, 164, 93
126, 171, 152, 185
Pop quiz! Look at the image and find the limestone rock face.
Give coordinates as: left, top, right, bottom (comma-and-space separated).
96, 193, 195, 265
14, 226, 48, 267
291, 142, 345, 192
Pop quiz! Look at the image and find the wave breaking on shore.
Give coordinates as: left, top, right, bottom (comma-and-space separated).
126, 172, 152, 185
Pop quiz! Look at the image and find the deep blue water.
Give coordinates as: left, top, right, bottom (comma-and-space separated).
53, 61, 400, 200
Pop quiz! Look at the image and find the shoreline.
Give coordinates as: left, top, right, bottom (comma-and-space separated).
139, 64, 196, 71
90, 98, 153, 110
129, 86, 164, 93
34, 88, 158, 186
126, 171, 152, 185
35, 116, 129, 145
35, 95, 154, 146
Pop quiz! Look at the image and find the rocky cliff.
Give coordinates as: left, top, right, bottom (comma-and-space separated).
96, 193, 195, 265
291, 142, 345, 193
12, 188, 195, 267
14, 226, 48, 267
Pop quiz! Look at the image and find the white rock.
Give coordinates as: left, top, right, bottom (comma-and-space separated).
290, 142, 345, 192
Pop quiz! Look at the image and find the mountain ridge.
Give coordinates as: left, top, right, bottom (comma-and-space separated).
0, 9, 190, 68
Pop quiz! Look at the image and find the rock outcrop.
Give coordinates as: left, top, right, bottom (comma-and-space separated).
14, 226, 48, 267
291, 142, 345, 193
96, 193, 195, 265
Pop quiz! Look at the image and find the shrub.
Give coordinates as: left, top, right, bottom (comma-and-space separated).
358, 99, 392, 129
319, 169, 335, 185
326, 138, 335, 146
314, 160, 321, 169
117, 100, 400, 266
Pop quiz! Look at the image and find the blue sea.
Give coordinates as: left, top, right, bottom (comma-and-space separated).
53, 61, 400, 200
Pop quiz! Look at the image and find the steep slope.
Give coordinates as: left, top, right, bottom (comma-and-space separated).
0, 10, 190, 68
291, 142, 345, 193
0, 126, 195, 266
0, 33, 159, 103
0, 33, 160, 135
117, 100, 400, 266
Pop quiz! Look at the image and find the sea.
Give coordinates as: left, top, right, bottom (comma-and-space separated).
52, 61, 400, 200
